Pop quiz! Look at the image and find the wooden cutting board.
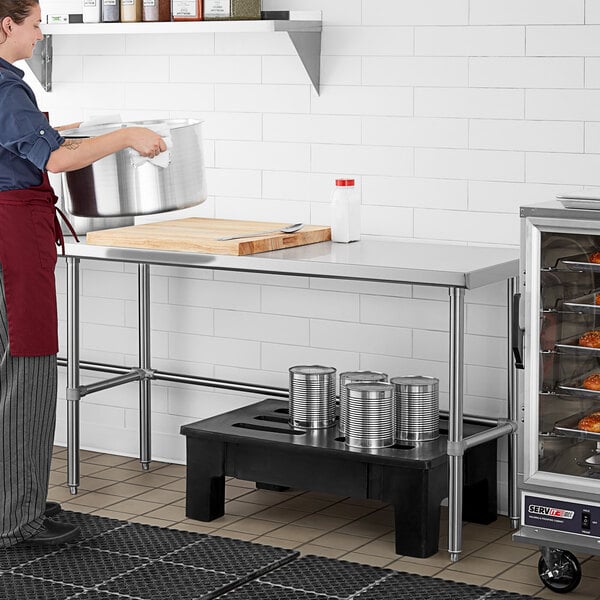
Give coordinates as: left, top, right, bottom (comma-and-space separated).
86, 217, 331, 256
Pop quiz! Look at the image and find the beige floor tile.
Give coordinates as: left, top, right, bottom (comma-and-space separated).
80, 477, 124, 492
536, 578, 600, 600
221, 517, 282, 536
223, 500, 265, 518
233, 489, 288, 506
225, 487, 252, 501
49, 472, 67, 486
129, 515, 178, 528
344, 552, 395, 568
341, 497, 388, 509
118, 458, 168, 472
212, 530, 257, 543
277, 497, 338, 513
51, 458, 68, 471
335, 520, 393, 539
79, 450, 102, 460
434, 570, 491, 587
357, 510, 395, 527
89, 467, 141, 483
153, 464, 186, 478
495, 563, 545, 586
298, 544, 346, 559
472, 541, 537, 564
173, 498, 186, 508
292, 514, 349, 532
309, 531, 371, 552
485, 577, 545, 596
446, 555, 512, 578
84, 453, 134, 467
65, 492, 125, 509
253, 536, 300, 550
202, 514, 243, 528
90, 508, 135, 521
79, 462, 111, 476
341, 538, 397, 560
251, 507, 307, 524
143, 505, 187, 522
96, 482, 151, 498
227, 479, 256, 490
263, 524, 323, 544
398, 550, 453, 570
48, 487, 87, 503
134, 489, 185, 505
124, 473, 179, 488
161, 479, 186, 492
171, 521, 217, 534
106, 498, 164, 516
462, 522, 510, 543
59, 501, 93, 513
387, 558, 442, 577
318, 503, 377, 520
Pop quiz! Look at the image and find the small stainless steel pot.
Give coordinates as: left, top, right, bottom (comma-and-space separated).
60, 119, 207, 218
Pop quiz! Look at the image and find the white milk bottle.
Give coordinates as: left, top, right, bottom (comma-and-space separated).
330, 179, 360, 243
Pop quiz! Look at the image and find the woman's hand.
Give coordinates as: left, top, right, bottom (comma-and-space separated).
125, 127, 167, 158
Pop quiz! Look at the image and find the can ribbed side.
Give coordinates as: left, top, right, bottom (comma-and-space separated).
339, 371, 388, 435
345, 382, 395, 448
289, 365, 337, 429
391, 376, 439, 442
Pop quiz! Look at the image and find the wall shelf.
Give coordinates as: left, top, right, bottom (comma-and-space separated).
27, 15, 322, 93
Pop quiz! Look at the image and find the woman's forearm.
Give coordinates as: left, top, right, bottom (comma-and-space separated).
46, 129, 130, 173
46, 127, 165, 174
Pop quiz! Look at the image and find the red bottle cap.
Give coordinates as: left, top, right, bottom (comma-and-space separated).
335, 179, 355, 187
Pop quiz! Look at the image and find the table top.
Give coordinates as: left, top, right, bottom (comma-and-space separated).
63, 236, 518, 289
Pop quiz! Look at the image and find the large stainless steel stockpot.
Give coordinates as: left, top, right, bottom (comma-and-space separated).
60, 119, 207, 218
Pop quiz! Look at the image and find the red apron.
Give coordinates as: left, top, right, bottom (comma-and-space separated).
0, 173, 77, 357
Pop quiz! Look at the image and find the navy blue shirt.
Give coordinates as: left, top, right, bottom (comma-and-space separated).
0, 57, 64, 191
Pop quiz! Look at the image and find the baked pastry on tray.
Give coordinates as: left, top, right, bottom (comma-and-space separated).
578, 411, 600, 432
579, 330, 600, 348
583, 373, 600, 390
589, 251, 600, 263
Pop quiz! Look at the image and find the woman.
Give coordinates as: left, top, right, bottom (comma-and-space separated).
0, 0, 166, 547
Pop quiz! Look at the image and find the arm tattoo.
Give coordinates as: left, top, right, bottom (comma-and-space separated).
62, 139, 82, 151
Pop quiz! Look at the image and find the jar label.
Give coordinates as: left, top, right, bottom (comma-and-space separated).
204, 0, 231, 17
172, 0, 198, 16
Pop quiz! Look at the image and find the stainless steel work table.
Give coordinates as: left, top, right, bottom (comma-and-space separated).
61, 237, 519, 562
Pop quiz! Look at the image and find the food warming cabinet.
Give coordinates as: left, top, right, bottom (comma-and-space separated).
514, 199, 600, 593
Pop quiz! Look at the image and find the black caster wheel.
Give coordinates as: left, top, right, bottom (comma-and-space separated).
538, 549, 582, 594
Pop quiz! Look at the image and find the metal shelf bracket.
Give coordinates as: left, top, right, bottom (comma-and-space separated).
26, 34, 53, 92
287, 30, 321, 95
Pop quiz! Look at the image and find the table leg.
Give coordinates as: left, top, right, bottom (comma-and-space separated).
66, 257, 80, 495
448, 286, 465, 562
507, 276, 520, 529
185, 438, 226, 521
138, 263, 151, 470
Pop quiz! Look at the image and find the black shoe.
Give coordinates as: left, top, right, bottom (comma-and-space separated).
21, 519, 80, 546
45, 501, 62, 517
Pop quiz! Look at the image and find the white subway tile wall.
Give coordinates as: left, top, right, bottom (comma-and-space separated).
41, 0, 600, 515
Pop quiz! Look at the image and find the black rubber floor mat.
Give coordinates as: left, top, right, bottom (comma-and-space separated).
14, 546, 148, 587
98, 561, 238, 600
258, 555, 392, 599
164, 535, 297, 577
353, 572, 488, 599
53, 511, 128, 539
219, 580, 331, 599
81, 522, 206, 559
0, 572, 83, 600
0, 544, 64, 570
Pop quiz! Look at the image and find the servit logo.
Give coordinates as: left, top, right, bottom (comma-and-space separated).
528, 504, 575, 519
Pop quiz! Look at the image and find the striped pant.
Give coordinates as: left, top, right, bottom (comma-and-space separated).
0, 265, 57, 547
